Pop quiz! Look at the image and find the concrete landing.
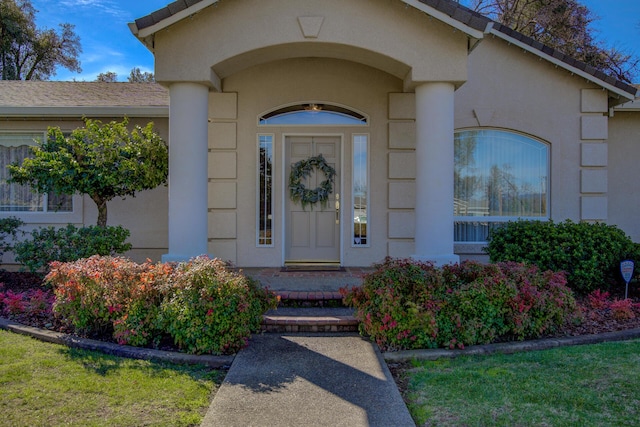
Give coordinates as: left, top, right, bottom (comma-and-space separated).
241, 267, 373, 292
201, 333, 415, 427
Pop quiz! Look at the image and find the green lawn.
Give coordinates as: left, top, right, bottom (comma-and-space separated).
0, 330, 224, 427
404, 339, 640, 426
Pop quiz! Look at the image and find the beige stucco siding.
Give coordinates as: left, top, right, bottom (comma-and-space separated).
608, 111, 640, 241
152, 0, 468, 87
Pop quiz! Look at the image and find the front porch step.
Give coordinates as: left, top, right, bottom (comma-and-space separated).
275, 290, 345, 307
261, 307, 359, 333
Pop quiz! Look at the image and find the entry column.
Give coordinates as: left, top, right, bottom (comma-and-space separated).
412, 82, 460, 266
162, 82, 210, 262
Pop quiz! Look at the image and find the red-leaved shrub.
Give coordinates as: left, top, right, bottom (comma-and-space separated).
0, 284, 55, 321
610, 299, 637, 321
342, 258, 579, 351
583, 290, 640, 322
47, 256, 173, 344
587, 289, 611, 310
46, 255, 278, 354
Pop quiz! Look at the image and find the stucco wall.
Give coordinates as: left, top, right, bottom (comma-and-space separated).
608, 110, 640, 242
152, 0, 468, 87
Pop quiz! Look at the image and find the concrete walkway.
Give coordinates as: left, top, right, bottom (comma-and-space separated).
201, 333, 415, 427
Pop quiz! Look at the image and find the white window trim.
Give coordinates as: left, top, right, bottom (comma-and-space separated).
454, 216, 550, 244
0, 131, 83, 224
0, 194, 84, 224
453, 128, 551, 243
256, 133, 275, 247
352, 133, 370, 248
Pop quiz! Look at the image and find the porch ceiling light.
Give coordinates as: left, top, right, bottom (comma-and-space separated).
304, 103, 323, 112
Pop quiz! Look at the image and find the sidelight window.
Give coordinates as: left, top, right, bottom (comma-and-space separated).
257, 134, 274, 246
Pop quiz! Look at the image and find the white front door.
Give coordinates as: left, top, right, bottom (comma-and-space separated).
285, 136, 341, 264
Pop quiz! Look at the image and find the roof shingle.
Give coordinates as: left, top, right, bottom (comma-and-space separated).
0, 82, 168, 108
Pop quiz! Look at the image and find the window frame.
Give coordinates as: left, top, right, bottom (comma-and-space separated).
352, 133, 370, 247
453, 128, 550, 243
258, 102, 369, 127
0, 130, 82, 224
256, 133, 275, 247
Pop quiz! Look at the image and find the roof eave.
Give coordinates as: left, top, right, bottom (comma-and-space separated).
128, 22, 154, 51
0, 106, 169, 118
131, 0, 485, 41
614, 99, 640, 111
487, 27, 638, 104
404, 0, 485, 39
132, 0, 220, 40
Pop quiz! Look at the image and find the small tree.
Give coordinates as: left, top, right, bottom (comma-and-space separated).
95, 68, 156, 83
0, 0, 81, 80
8, 118, 168, 227
469, 0, 638, 83
128, 67, 154, 83
95, 71, 117, 82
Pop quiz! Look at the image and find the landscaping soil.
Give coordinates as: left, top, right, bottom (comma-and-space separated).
0, 271, 46, 293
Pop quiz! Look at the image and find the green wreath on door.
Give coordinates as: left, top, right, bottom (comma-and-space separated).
289, 153, 336, 210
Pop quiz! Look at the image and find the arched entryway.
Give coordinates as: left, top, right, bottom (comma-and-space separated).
133, 0, 478, 265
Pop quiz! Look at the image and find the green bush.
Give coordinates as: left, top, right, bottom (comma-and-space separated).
159, 257, 279, 355
14, 224, 132, 272
486, 220, 639, 294
0, 217, 23, 263
341, 257, 578, 351
46, 255, 278, 355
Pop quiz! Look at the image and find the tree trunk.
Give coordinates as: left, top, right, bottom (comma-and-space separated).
91, 195, 108, 227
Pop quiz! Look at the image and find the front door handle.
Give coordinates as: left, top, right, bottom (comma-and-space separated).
335, 193, 340, 224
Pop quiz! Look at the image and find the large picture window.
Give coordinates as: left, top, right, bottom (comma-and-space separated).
0, 133, 72, 213
454, 129, 549, 242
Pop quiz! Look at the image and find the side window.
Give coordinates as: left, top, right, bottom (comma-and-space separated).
352, 134, 368, 246
257, 134, 274, 246
0, 132, 73, 213
454, 129, 549, 242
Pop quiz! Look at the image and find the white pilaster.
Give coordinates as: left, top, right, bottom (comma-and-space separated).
162, 82, 210, 262
411, 82, 459, 266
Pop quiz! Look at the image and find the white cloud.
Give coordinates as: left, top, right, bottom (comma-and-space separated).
59, 0, 127, 19
83, 48, 126, 64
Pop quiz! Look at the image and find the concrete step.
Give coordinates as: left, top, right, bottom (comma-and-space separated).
274, 290, 346, 307
261, 307, 359, 333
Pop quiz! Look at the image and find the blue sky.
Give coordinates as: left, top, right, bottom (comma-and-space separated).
31, 0, 640, 82
31, 0, 168, 81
